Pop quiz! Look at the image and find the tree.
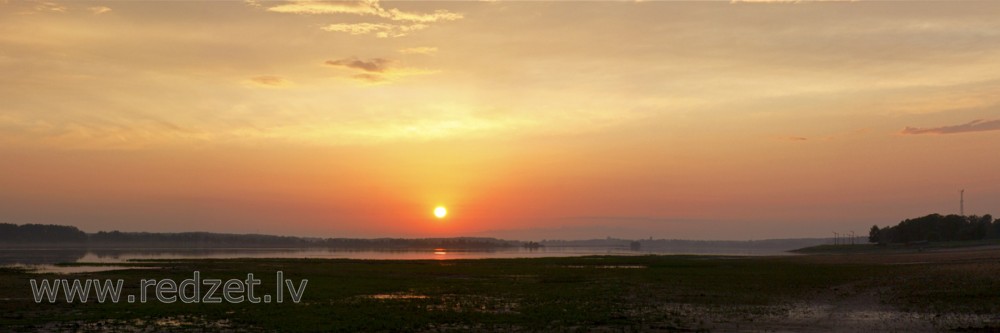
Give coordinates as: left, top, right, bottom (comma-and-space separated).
868, 225, 880, 243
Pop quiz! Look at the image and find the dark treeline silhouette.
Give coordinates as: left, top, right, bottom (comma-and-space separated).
89, 231, 313, 248
541, 237, 827, 253
86, 231, 519, 249
319, 237, 516, 250
0, 223, 517, 249
0, 223, 87, 245
869, 214, 999, 244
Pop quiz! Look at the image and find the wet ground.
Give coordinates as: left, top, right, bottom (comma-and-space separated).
1, 247, 999, 332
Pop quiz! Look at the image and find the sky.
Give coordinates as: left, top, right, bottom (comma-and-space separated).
1, 0, 999, 240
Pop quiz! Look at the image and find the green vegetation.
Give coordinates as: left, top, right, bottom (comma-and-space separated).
2, 254, 998, 332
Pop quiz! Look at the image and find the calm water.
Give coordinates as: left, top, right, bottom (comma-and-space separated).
0, 246, 788, 266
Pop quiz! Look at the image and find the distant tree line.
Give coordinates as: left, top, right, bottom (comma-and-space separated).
89, 231, 313, 248
869, 214, 999, 244
319, 237, 517, 249
0, 223, 518, 249
90, 232, 519, 249
0, 223, 87, 244
540, 237, 827, 252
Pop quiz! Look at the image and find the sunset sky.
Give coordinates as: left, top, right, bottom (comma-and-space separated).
1, 0, 998, 240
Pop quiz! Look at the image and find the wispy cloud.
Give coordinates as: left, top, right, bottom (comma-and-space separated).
265, 0, 460, 37
398, 47, 438, 55
325, 57, 392, 73
266, 0, 462, 23
780, 136, 809, 141
321, 23, 428, 38
351, 73, 385, 83
248, 75, 292, 87
88, 6, 111, 14
731, 0, 857, 3
901, 119, 1000, 135
34, 1, 66, 13
323, 57, 436, 83
731, 0, 799, 3
382, 7, 462, 23
267, 0, 376, 16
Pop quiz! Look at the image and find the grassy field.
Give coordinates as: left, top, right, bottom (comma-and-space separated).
1, 250, 999, 332
792, 238, 1000, 254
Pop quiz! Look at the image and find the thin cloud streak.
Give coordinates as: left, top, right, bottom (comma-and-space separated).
325, 57, 392, 73
321, 23, 428, 38
248, 75, 292, 87
901, 119, 1000, 135
266, 0, 462, 23
351, 73, 385, 83
88, 6, 111, 15
398, 47, 438, 55
265, 0, 460, 37
34, 1, 66, 13
731, 0, 857, 3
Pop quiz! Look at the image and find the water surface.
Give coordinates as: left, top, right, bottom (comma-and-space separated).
0, 246, 790, 266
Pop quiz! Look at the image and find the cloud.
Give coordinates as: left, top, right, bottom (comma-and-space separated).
382, 8, 462, 23
324, 57, 392, 73
267, 0, 377, 16
34, 1, 66, 12
323, 57, 436, 83
88, 6, 111, 14
351, 73, 385, 83
731, 0, 857, 3
731, 0, 800, 3
266, 0, 462, 23
321, 23, 428, 38
901, 119, 1000, 135
248, 75, 292, 87
265, 0, 460, 37
398, 47, 438, 55
780, 136, 809, 141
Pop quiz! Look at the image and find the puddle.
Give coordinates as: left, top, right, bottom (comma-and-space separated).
563, 265, 647, 269
365, 293, 430, 300
426, 294, 520, 314
18, 316, 242, 332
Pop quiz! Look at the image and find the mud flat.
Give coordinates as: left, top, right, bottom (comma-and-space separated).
1, 248, 998, 332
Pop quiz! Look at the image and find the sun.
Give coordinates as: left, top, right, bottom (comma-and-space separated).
434, 206, 447, 219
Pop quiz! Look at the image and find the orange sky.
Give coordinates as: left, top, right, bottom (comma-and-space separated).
1, 0, 998, 240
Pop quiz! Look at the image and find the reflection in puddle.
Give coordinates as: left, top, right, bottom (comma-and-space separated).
563, 265, 648, 269
36, 316, 239, 332
365, 293, 430, 300
426, 294, 520, 314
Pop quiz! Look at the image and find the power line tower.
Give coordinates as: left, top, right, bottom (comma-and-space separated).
960, 189, 965, 216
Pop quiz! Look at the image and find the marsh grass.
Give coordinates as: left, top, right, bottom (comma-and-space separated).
1, 255, 997, 331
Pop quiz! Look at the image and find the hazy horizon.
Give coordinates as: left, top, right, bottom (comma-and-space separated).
2, 0, 998, 241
